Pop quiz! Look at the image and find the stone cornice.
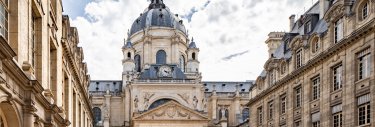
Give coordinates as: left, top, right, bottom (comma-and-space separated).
247, 19, 374, 106
61, 33, 94, 119
0, 37, 16, 59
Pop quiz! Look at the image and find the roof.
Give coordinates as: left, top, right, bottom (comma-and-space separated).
203, 81, 254, 93
129, 1, 187, 36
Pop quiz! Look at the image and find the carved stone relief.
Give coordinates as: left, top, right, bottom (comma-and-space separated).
144, 93, 155, 110
177, 93, 189, 104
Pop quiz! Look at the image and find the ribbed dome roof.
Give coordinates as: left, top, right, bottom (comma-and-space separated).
129, 0, 187, 36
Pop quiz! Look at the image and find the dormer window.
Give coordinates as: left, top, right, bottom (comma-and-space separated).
305, 21, 312, 33
295, 48, 303, 68
334, 18, 343, 43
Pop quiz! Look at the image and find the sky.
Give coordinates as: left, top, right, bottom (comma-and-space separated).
62, 0, 318, 81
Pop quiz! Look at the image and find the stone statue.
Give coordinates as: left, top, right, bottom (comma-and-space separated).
192, 96, 198, 109
202, 98, 207, 111
134, 95, 139, 109
220, 107, 226, 120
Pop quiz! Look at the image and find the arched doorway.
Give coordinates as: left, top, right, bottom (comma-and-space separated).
0, 102, 21, 127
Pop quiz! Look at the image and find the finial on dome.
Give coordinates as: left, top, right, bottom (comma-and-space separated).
189, 37, 197, 49
149, 0, 165, 9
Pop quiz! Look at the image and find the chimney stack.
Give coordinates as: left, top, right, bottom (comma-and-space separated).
289, 15, 296, 31
319, 0, 329, 19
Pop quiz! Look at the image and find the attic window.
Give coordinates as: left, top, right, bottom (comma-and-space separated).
96, 82, 99, 84
96, 87, 99, 91
240, 84, 243, 87
241, 89, 246, 92
305, 21, 312, 33
205, 89, 209, 91
113, 82, 116, 84
222, 84, 226, 87
204, 84, 207, 86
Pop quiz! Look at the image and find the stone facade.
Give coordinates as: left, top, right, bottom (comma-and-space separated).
88, 1, 253, 127
248, 0, 375, 127
0, 0, 92, 127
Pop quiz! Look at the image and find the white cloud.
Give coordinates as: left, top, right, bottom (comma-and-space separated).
67, 0, 315, 81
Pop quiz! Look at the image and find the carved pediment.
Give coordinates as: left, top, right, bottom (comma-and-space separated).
133, 101, 208, 121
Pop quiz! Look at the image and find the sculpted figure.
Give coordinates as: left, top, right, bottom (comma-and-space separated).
192, 96, 198, 109
134, 95, 139, 109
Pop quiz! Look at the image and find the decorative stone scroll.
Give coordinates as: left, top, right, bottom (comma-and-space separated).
177, 93, 189, 104
144, 93, 155, 109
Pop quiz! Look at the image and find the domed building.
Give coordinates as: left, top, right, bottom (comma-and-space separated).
89, 0, 253, 127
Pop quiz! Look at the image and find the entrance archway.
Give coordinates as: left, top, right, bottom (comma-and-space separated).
0, 102, 21, 127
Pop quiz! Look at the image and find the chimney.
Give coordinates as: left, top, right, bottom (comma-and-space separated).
319, 0, 329, 19
289, 15, 296, 31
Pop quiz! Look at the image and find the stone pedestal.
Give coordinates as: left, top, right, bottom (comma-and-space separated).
104, 117, 110, 127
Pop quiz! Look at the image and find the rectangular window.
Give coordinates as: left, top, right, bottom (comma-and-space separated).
296, 48, 303, 68
313, 121, 320, 127
334, 18, 343, 43
358, 103, 371, 125
312, 76, 320, 100
305, 21, 312, 33
333, 112, 342, 127
357, 48, 371, 80
280, 96, 286, 114
269, 70, 276, 85
0, 0, 8, 41
295, 87, 302, 108
312, 112, 321, 127
268, 101, 273, 120
257, 106, 263, 125
31, 14, 36, 68
332, 64, 343, 91
295, 121, 301, 127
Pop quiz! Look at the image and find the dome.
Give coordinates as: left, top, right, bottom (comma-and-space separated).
129, 0, 187, 36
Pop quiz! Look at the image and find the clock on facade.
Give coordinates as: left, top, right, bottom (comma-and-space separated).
158, 66, 173, 78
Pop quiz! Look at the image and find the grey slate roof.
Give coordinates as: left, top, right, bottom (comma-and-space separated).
89, 80, 122, 92
123, 40, 133, 49
129, 2, 187, 36
203, 81, 254, 93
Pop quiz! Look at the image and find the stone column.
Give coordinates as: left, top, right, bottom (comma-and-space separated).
104, 92, 111, 127
211, 90, 218, 120
124, 87, 130, 127
234, 87, 241, 124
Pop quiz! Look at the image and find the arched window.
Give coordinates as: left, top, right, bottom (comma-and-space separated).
311, 38, 320, 53
156, 50, 166, 64
93, 107, 101, 125
242, 108, 250, 121
361, 2, 369, 20
127, 52, 131, 58
179, 55, 185, 72
192, 52, 196, 60
149, 99, 172, 110
134, 54, 141, 72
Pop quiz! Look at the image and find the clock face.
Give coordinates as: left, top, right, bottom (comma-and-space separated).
158, 66, 172, 77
